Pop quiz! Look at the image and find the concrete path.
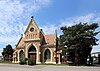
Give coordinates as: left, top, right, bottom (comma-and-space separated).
0, 64, 100, 71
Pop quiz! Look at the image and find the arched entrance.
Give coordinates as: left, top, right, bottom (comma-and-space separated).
19, 50, 24, 61
28, 45, 36, 64
44, 49, 51, 62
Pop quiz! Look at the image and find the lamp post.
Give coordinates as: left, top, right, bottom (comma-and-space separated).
64, 45, 67, 64
75, 47, 78, 65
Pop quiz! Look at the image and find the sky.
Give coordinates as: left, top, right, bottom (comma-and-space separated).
0, 0, 100, 55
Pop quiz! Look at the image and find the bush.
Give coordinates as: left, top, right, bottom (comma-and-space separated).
28, 59, 36, 65
19, 60, 26, 65
25, 58, 28, 62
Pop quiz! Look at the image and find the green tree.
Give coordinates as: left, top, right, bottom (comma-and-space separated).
60, 23, 100, 65
2, 44, 14, 59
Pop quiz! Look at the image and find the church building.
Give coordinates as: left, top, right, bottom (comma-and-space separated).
13, 16, 62, 64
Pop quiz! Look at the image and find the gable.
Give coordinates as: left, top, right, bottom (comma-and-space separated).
16, 35, 25, 49
24, 16, 40, 35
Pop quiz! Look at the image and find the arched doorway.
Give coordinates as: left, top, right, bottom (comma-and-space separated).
44, 49, 51, 62
19, 50, 24, 61
28, 45, 36, 64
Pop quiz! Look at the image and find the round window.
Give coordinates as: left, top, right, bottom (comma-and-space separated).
30, 27, 34, 32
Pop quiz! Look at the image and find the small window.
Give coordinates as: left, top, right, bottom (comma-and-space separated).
30, 27, 34, 32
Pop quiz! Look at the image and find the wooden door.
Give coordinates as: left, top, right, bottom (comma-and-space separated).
29, 53, 36, 64
30, 53, 36, 60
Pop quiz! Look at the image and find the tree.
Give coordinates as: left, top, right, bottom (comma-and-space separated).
2, 44, 14, 61
60, 23, 100, 65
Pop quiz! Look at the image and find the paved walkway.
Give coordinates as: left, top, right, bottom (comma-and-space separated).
0, 64, 100, 71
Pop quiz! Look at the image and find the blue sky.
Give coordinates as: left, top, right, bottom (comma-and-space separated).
0, 0, 100, 55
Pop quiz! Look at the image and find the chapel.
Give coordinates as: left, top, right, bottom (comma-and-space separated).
13, 16, 62, 64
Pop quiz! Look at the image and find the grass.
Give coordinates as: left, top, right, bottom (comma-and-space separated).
38, 63, 68, 66
0, 62, 19, 64
0, 62, 74, 66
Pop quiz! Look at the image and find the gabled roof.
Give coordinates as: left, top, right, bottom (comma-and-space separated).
24, 16, 40, 34
16, 35, 25, 49
44, 34, 55, 45
15, 16, 57, 49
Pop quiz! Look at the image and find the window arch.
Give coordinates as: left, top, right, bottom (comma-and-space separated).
19, 50, 24, 61
28, 45, 37, 63
28, 45, 36, 53
44, 49, 51, 59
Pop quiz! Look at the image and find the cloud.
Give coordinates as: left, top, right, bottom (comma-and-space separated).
0, 36, 16, 43
0, 0, 51, 43
60, 13, 97, 27
41, 13, 100, 35
40, 13, 100, 53
40, 24, 58, 34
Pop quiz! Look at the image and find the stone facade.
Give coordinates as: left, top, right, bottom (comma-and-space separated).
12, 17, 61, 64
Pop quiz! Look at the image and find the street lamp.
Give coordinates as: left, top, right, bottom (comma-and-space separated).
75, 47, 78, 65
64, 45, 68, 64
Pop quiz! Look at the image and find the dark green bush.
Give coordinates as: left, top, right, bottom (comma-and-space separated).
28, 59, 35, 65
25, 58, 28, 62
19, 60, 26, 65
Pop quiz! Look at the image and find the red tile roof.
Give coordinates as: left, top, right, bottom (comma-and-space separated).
17, 37, 25, 48
44, 34, 55, 45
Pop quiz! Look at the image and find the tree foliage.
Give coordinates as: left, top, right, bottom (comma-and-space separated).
60, 23, 100, 65
2, 44, 14, 57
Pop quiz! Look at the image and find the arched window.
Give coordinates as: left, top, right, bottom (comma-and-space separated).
44, 49, 51, 59
28, 45, 36, 61
19, 50, 24, 61
28, 45, 36, 53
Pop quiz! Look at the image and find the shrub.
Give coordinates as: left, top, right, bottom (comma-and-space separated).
28, 58, 36, 65
19, 60, 26, 65
25, 58, 28, 62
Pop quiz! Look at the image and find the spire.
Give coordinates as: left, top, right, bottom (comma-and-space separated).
21, 34, 23, 37
31, 16, 34, 19
55, 30, 58, 52
55, 30, 58, 64
55, 30, 57, 36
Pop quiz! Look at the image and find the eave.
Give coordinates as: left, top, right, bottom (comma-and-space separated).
24, 38, 40, 42
41, 44, 55, 47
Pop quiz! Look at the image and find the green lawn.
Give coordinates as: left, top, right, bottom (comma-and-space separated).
38, 63, 68, 66
0, 62, 68, 66
0, 62, 18, 64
